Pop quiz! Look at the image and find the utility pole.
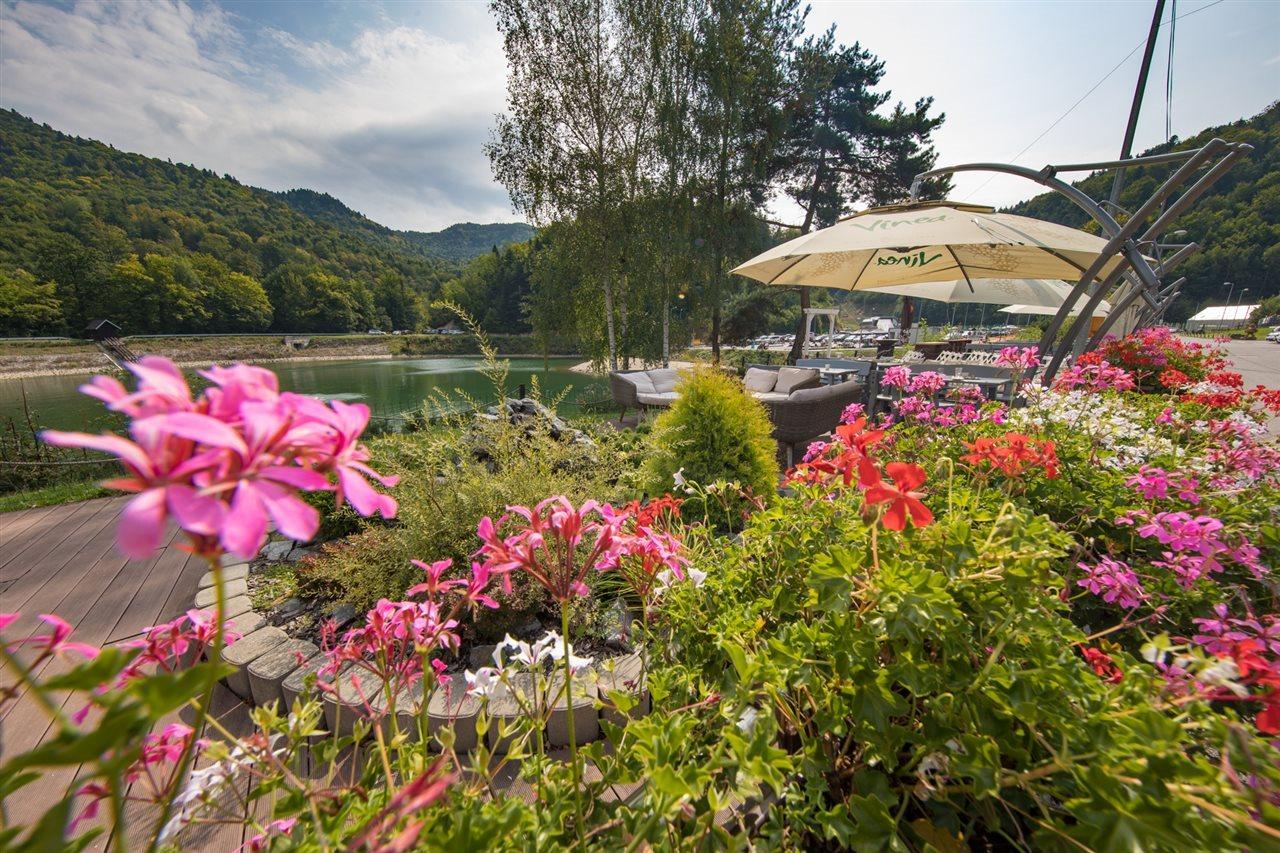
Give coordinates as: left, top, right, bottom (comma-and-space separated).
1222, 280, 1236, 330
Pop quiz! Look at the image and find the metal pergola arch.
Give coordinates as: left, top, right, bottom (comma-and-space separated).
902, 0, 1252, 384
905, 138, 1251, 383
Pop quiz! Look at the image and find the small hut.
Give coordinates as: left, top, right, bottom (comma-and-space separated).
84, 318, 123, 341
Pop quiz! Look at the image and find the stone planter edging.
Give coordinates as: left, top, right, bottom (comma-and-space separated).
193, 537, 650, 751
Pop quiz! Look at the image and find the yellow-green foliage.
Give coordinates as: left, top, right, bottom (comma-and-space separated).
643, 366, 778, 529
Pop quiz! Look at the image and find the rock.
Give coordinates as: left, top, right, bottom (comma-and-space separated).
423, 683, 484, 752
277, 597, 305, 620
514, 618, 544, 640
470, 644, 498, 668
199, 563, 249, 589
327, 603, 358, 630
284, 547, 314, 563
546, 671, 599, 746
282, 654, 329, 707
195, 577, 248, 608
323, 667, 383, 739
221, 627, 289, 699
597, 653, 650, 727
248, 640, 318, 709
261, 540, 293, 561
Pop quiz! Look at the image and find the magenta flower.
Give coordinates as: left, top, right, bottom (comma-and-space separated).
41, 356, 398, 561
1076, 557, 1146, 609
476, 496, 617, 601
881, 365, 912, 389
995, 345, 1040, 370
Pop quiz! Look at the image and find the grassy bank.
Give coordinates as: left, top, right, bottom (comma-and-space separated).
0, 333, 577, 378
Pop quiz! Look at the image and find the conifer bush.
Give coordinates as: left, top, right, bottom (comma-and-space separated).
643, 366, 779, 529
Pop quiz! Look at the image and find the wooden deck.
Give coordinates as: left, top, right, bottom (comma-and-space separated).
0, 496, 260, 849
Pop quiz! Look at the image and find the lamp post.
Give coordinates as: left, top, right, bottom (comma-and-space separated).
1235, 288, 1249, 329
1222, 281, 1235, 331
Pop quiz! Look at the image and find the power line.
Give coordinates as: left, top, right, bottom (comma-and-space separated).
961, 0, 1226, 201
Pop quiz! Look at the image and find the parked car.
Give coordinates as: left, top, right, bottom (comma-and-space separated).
1266, 326, 1280, 343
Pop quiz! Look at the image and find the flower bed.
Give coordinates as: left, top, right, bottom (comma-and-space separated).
2, 328, 1279, 850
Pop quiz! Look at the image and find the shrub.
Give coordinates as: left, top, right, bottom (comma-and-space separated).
643, 366, 778, 529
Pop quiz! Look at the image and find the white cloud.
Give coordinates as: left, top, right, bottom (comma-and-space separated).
0, 0, 514, 231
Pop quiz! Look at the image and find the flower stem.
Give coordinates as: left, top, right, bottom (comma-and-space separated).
560, 602, 584, 843
148, 557, 225, 852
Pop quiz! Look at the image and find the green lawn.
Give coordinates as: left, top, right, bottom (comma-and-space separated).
0, 480, 112, 513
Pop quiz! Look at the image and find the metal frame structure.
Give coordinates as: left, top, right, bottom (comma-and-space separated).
905, 0, 1252, 383
907, 140, 1251, 383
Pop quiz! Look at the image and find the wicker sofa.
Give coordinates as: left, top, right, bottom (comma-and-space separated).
760, 378, 865, 467
610, 365, 824, 420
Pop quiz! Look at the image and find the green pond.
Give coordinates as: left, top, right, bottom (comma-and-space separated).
0, 357, 606, 432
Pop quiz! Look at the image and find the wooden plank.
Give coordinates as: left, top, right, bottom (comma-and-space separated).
0, 502, 53, 538
106, 539, 199, 645
0, 498, 113, 581
1, 499, 129, 639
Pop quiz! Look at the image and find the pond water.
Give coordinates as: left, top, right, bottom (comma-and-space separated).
0, 357, 606, 432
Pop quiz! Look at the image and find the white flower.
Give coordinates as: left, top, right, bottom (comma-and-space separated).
1199, 659, 1247, 696
917, 751, 948, 776
736, 706, 760, 735
545, 633, 593, 673
656, 566, 707, 593
673, 467, 686, 487
464, 666, 504, 697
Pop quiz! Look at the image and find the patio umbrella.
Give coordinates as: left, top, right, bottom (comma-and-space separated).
732, 200, 1122, 291
863, 278, 1113, 311
999, 302, 1110, 318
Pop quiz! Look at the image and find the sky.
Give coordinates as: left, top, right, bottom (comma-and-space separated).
1, 0, 1277, 232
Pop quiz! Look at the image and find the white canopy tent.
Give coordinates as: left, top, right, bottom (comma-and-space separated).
1185, 304, 1259, 330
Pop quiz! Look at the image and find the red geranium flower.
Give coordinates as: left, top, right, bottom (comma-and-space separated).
864, 462, 932, 531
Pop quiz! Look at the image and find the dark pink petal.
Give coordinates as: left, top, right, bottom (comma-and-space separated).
118, 489, 169, 558
145, 412, 247, 455
223, 483, 268, 558
337, 466, 397, 519
255, 480, 321, 543
167, 484, 226, 536
259, 465, 330, 491
40, 430, 152, 474
0, 613, 18, 633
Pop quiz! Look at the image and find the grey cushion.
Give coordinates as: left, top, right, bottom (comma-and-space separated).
774, 366, 820, 394
648, 369, 679, 393
751, 391, 789, 403
620, 371, 656, 395
743, 367, 777, 393
637, 391, 678, 406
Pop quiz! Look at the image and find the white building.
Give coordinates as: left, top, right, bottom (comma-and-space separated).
1185, 304, 1259, 331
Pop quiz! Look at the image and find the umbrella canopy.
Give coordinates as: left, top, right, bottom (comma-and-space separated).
1000, 302, 1109, 318
865, 278, 1113, 312
732, 201, 1121, 290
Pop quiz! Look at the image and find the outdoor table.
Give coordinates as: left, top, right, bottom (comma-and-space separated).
817, 366, 857, 385
947, 375, 1013, 401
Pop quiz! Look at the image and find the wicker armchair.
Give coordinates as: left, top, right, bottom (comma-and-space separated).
609, 372, 641, 420
763, 380, 865, 467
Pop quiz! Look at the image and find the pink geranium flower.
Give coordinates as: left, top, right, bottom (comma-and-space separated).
41, 356, 398, 561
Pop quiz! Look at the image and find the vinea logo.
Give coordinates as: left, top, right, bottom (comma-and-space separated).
848, 213, 948, 232
876, 250, 943, 267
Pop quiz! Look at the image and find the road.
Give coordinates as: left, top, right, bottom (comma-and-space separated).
1214, 338, 1280, 435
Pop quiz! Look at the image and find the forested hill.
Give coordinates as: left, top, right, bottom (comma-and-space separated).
276, 189, 533, 263
0, 110, 530, 335
1007, 103, 1278, 321
402, 222, 536, 262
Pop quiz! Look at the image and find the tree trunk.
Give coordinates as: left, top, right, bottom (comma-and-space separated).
603, 271, 618, 372
786, 177, 822, 364
619, 272, 630, 369
662, 289, 670, 368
